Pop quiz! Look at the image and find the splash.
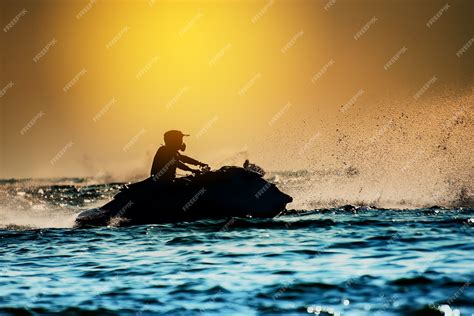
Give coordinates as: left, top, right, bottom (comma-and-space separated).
0, 179, 114, 229
0, 204, 77, 230
263, 88, 473, 210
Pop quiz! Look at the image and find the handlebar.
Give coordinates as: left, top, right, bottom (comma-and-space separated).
193, 165, 211, 176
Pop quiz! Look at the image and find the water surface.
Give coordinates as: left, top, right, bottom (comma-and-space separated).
0, 180, 472, 315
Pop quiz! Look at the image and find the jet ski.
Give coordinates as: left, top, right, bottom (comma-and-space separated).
75, 162, 293, 227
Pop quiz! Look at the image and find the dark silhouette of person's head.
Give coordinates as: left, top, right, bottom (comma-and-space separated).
164, 130, 189, 151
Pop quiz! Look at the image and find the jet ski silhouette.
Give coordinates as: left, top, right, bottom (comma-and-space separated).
75, 161, 293, 227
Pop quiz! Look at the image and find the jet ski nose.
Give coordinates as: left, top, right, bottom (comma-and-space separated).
282, 193, 293, 204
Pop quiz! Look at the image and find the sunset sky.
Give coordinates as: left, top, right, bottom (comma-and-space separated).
0, 0, 472, 181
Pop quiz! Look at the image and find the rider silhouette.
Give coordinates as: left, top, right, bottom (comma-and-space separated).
150, 130, 208, 182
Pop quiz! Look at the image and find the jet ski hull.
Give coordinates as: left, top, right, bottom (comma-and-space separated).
75, 166, 292, 227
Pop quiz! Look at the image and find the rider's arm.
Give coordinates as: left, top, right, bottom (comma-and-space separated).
178, 154, 206, 166
176, 161, 196, 172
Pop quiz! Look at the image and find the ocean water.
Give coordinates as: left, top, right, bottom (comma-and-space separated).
0, 178, 473, 315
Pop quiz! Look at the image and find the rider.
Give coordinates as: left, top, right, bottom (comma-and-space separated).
150, 130, 208, 182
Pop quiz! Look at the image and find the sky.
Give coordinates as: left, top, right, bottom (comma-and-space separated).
0, 0, 472, 192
